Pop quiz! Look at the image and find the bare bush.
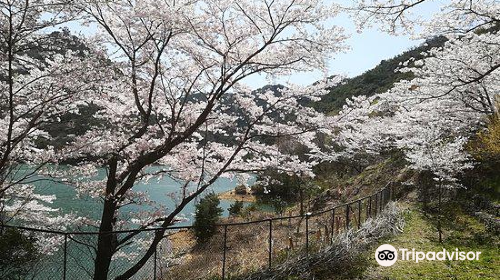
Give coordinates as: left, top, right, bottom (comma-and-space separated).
239, 202, 404, 280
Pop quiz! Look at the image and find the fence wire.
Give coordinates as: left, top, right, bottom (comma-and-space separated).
0, 185, 394, 280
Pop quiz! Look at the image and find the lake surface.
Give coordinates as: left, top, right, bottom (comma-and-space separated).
29, 165, 256, 227
10, 166, 260, 279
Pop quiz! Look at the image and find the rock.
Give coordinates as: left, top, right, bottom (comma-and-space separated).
234, 185, 248, 195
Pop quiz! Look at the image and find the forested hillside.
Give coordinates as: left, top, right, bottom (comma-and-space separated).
314, 36, 447, 113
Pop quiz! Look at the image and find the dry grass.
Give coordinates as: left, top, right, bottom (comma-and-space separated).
239, 202, 405, 280
159, 200, 376, 280
218, 189, 257, 203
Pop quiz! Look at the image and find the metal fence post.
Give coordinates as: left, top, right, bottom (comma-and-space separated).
384, 189, 386, 207
385, 188, 389, 206
383, 189, 386, 207
331, 208, 335, 243
365, 198, 369, 220
63, 233, 68, 280
345, 204, 350, 230
379, 191, 382, 211
222, 225, 228, 280
368, 196, 372, 218
305, 213, 310, 254
385, 189, 387, 208
268, 219, 272, 268
358, 200, 362, 229
378, 190, 384, 212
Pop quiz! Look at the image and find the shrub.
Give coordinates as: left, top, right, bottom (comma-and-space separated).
237, 202, 404, 280
269, 197, 288, 216
193, 193, 223, 243
470, 114, 500, 161
234, 185, 247, 195
240, 204, 258, 220
0, 228, 39, 280
228, 201, 244, 216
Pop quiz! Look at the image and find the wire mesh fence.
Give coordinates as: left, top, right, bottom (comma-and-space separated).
0, 185, 394, 280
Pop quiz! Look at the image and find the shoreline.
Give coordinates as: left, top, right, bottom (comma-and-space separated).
218, 188, 257, 203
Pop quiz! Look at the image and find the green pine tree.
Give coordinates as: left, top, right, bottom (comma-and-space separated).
193, 193, 223, 243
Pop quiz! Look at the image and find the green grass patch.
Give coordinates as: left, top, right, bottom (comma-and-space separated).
365, 204, 499, 280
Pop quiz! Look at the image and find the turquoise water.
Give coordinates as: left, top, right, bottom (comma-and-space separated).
11, 166, 261, 279
29, 166, 256, 227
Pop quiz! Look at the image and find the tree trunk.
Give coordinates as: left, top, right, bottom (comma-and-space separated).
299, 188, 304, 216
114, 199, 186, 279
114, 230, 164, 280
93, 198, 118, 280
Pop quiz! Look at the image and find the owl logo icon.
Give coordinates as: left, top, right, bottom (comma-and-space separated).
378, 250, 395, 261
375, 244, 398, 266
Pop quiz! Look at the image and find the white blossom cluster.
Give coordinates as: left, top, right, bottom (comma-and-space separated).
2, 0, 347, 268
333, 0, 500, 185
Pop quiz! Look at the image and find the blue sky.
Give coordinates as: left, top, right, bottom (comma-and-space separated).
243, 0, 443, 89
243, 14, 425, 89
59, 1, 441, 90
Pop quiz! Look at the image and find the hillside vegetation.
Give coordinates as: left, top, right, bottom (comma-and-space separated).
314, 36, 447, 114
243, 33, 500, 279
365, 202, 499, 280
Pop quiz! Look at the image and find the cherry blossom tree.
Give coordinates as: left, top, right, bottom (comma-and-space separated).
61, 0, 348, 278
332, 0, 500, 241
0, 0, 101, 232
333, 0, 499, 176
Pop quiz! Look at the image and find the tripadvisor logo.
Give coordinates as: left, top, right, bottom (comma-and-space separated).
375, 244, 397, 266
375, 244, 481, 267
